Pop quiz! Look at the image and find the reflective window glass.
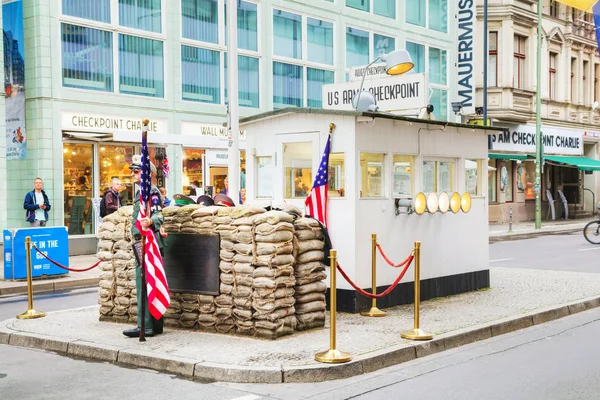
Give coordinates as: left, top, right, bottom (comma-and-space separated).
273, 62, 303, 109
63, 0, 110, 22
224, 55, 260, 108
393, 155, 414, 196
118, 34, 164, 97
119, 0, 162, 33
182, 46, 220, 104
307, 18, 334, 65
373, 34, 394, 57
283, 142, 313, 199
429, 0, 448, 32
273, 10, 302, 59
182, 148, 205, 196
63, 143, 95, 235
256, 156, 274, 198
374, 0, 395, 18
329, 153, 345, 198
360, 153, 385, 197
346, 27, 369, 68
224, 0, 258, 51
430, 88, 448, 121
406, 41, 425, 73
182, 0, 218, 43
307, 68, 334, 108
346, 0, 369, 12
465, 159, 479, 196
488, 159, 497, 202
406, 0, 425, 26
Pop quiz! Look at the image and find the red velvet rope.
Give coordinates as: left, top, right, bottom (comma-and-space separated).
32, 245, 101, 272
335, 255, 413, 299
376, 243, 413, 267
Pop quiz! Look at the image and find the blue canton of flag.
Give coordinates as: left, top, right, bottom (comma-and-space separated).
593, 3, 600, 52
305, 134, 331, 227
140, 132, 151, 205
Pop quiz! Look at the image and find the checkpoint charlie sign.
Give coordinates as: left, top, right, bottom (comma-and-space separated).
491, 125, 583, 156
322, 73, 427, 113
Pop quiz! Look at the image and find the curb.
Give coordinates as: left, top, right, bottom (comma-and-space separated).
489, 227, 582, 243
0, 277, 99, 297
3, 294, 600, 383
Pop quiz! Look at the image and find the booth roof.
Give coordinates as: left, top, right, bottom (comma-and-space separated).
237, 107, 507, 133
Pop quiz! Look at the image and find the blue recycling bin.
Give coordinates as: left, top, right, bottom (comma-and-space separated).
3, 227, 69, 279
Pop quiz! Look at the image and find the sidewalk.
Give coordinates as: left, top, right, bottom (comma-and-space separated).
2, 267, 600, 383
0, 217, 595, 296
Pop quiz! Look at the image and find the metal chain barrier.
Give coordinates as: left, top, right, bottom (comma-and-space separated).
32, 244, 101, 272
335, 255, 413, 299
376, 243, 414, 268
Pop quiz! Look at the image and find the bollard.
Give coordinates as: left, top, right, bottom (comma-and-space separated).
315, 249, 352, 363
16, 237, 45, 320
401, 241, 432, 340
361, 234, 387, 317
509, 207, 513, 232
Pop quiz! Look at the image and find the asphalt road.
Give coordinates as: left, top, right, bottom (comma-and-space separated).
489, 231, 600, 273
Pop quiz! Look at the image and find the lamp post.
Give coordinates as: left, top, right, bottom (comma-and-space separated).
227, 0, 240, 203
353, 50, 415, 111
535, 0, 543, 229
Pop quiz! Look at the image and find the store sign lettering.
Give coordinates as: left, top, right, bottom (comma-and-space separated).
71, 116, 159, 132
200, 126, 245, 139
456, 0, 476, 115
491, 125, 583, 156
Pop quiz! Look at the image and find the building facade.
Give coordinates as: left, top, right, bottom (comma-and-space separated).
0, 0, 461, 243
477, 0, 600, 223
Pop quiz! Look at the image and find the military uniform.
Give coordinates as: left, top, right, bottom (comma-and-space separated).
131, 185, 166, 333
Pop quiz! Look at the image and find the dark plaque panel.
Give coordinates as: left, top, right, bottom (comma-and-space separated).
163, 233, 220, 295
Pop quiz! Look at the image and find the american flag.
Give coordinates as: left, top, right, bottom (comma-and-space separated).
136, 125, 170, 319
163, 156, 170, 179
305, 134, 331, 227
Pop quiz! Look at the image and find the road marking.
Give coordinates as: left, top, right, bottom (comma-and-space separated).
229, 396, 261, 400
490, 258, 514, 263
577, 247, 600, 252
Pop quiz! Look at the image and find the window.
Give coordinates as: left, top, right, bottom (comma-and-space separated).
329, 153, 345, 198
489, 32, 498, 87
393, 155, 414, 197
423, 160, 454, 193
182, 0, 218, 43
119, 0, 161, 33
181, 46, 220, 104
360, 153, 385, 197
373, 34, 395, 57
501, 161, 513, 202
273, 10, 335, 109
61, 24, 113, 92
346, 27, 369, 68
98, 145, 135, 205
182, 148, 205, 196
347, 0, 395, 18
224, 0, 258, 51
549, 52, 557, 100
429, 47, 448, 120
283, 142, 313, 198
521, 161, 535, 200
406, 41, 425, 73
513, 36, 526, 89
571, 57, 576, 102
549, 0, 558, 17
63, 143, 96, 236
465, 159, 480, 196
62, 0, 111, 22
406, 0, 446, 32
488, 159, 497, 202
224, 55, 260, 108
595, 64, 599, 103
118, 34, 164, 97
256, 156, 274, 198
584, 60, 589, 104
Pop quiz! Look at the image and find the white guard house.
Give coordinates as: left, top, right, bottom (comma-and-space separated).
241, 108, 506, 313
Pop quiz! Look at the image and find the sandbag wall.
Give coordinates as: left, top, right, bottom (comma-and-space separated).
97, 204, 327, 339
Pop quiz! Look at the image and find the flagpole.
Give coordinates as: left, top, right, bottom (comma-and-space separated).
227, 0, 240, 203
534, 0, 542, 229
139, 119, 150, 342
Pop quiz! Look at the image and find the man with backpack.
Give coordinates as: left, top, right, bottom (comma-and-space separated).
100, 178, 121, 217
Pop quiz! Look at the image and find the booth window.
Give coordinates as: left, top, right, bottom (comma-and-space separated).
284, 142, 313, 198
182, 149, 205, 196
393, 155, 414, 197
488, 159, 497, 202
329, 153, 345, 198
423, 159, 454, 193
360, 153, 385, 198
465, 159, 480, 196
256, 156, 274, 198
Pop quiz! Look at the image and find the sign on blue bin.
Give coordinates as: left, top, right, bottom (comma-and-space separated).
3, 227, 69, 279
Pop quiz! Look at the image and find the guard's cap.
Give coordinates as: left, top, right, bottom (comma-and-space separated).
129, 155, 156, 175
214, 194, 235, 207
173, 194, 196, 207
196, 195, 215, 206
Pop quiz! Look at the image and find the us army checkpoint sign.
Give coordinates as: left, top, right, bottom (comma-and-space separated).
322, 73, 427, 114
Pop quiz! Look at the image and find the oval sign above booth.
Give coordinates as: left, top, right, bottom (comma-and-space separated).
426, 192, 439, 214
450, 192, 462, 214
461, 192, 472, 213
438, 192, 450, 214
414, 192, 427, 215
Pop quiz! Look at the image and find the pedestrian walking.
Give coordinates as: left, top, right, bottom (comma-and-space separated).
24, 177, 51, 227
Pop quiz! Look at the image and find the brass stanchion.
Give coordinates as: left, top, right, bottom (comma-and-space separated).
401, 241, 431, 340
315, 249, 352, 363
361, 233, 386, 317
16, 237, 45, 319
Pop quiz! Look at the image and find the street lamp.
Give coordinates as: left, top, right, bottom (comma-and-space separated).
352, 49, 415, 112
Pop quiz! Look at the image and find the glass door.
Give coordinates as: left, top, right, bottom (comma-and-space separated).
63, 143, 94, 235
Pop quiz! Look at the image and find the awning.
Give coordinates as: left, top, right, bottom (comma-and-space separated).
488, 153, 529, 160
544, 155, 600, 172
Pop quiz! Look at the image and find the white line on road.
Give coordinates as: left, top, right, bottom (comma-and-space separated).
229, 395, 261, 400
577, 247, 600, 252
490, 258, 514, 263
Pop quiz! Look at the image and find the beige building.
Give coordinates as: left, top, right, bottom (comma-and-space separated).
476, 1, 600, 223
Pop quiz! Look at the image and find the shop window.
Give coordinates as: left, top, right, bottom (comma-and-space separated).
393, 155, 414, 197
488, 159, 497, 202
61, 24, 113, 92
256, 156, 274, 198
423, 159, 454, 193
360, 153, 385, 198
182, 148, 205, 196
182, 46, 220, 104
283, 142, 313, 199
501, 161, 513, 202
329, 153, 345, 198
465, 159, 480, 196
62, 0, 111, 22
63, 143, 95, 235
521, 161, 535, 200
118, 34, 164, 97
119, 0, 162, 33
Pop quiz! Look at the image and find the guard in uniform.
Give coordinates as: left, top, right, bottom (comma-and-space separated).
123, 155, 166, 338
